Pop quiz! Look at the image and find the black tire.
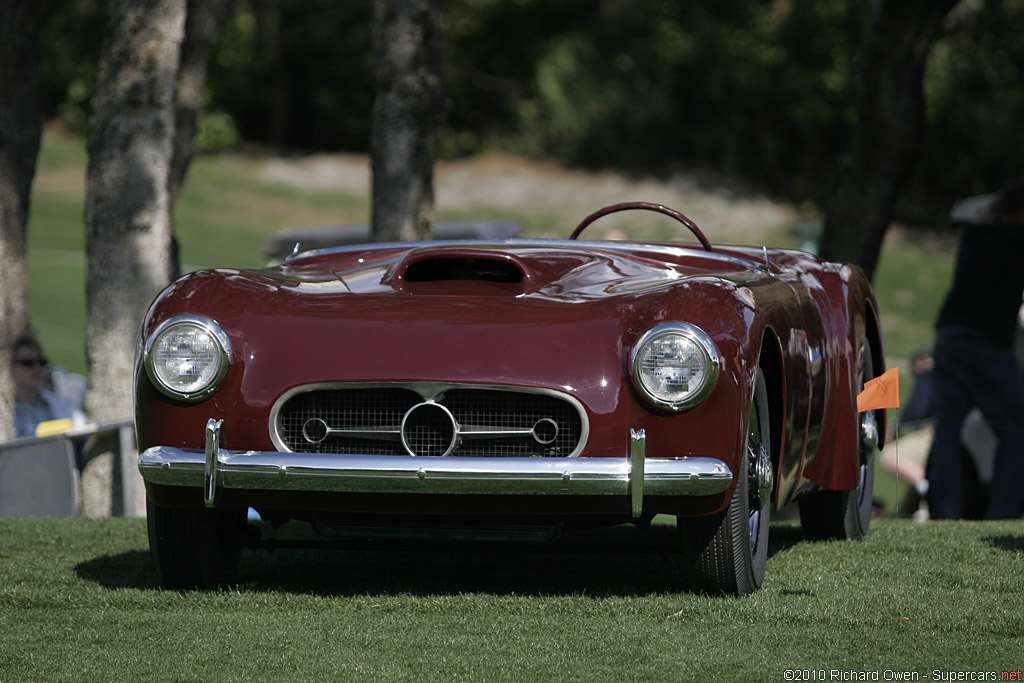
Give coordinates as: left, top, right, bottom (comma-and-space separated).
798, 342, 876, 540
147, 497, 246, 589
679, 369, 771, 596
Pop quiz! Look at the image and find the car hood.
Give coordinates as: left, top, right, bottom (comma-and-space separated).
146, 240, 780, 370
145, 239, 773, 403
273, 239, 770, 300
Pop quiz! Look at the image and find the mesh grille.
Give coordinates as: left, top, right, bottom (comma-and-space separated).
275, 385, 584, 457
444, 389, 581, 457
276, 387, 418, 456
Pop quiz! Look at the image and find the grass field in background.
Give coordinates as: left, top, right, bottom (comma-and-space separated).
0, 517, 1021, 680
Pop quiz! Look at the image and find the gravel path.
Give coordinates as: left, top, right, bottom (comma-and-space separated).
262, 152, 795, 243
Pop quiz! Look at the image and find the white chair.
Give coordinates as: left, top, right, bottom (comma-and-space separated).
0, 436, 80, 517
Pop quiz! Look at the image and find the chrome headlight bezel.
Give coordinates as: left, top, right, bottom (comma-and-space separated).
143, 314, 232, 401
630, 322, 720, 412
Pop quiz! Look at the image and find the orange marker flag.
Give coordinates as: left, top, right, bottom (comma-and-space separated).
857, 367, 900, 412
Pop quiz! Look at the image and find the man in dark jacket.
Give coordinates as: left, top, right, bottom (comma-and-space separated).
926, 179, 1024, 519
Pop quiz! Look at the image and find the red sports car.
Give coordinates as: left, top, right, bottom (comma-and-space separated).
136, 202, 885, 595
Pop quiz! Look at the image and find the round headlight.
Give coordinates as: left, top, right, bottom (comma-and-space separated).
144, 314, 232, 400
630, 322, 719, 411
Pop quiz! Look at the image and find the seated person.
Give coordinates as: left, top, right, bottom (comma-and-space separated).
11, 333, 84, 438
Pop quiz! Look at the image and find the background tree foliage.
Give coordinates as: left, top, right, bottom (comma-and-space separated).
820, 0, 960, 279
36, 0, 1024, 223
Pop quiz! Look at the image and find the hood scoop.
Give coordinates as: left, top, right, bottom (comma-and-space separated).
386, 247, 536, 295
405, 256, 523, 283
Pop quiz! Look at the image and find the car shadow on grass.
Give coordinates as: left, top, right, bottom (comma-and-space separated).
983, 533, 1024, 554
75, 518, 809, 597
75, 550, 158, 590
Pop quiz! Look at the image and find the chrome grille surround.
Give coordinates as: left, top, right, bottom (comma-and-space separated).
270, 382, 589, 458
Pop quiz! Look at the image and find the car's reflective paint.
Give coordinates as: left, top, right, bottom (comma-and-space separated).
136, 237, 884, 519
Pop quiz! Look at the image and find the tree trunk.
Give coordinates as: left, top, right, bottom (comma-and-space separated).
370, 0, 443, 242
168, 0, 236, 278
169, 0, 236, 204
84, 0, 186, 425
255, 0, 290, 149
820, 0, 958, 280
0, 1, 42, 441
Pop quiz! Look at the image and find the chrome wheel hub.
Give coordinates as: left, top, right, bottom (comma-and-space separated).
748, 441, 773, 513
747, 441, 773, 547
860, 410, 879, 461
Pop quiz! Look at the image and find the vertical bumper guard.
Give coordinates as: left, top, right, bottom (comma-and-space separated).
204, 418, 223, 508
630, 428, 645, 518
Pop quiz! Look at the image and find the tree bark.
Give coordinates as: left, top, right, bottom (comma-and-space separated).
168, 0, 235, 278
84, 0, 186, 424
820, 0, 959, 280
0, 1, 42, 441
254, 0, 290, 149
169, 0, 236, 205
371, 0, 443, 242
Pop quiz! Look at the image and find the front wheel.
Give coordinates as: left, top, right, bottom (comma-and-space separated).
679, 369, 772, 596
147, 497, 246, 589
798, 342, 877, 540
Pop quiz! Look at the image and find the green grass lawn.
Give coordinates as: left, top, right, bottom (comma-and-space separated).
0, 517, 1021, 680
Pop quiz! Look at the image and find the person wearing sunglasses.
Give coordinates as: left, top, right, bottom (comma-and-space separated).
10, 333, 81, 439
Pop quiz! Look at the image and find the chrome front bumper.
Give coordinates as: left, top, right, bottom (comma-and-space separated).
138, 420, 734, 518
